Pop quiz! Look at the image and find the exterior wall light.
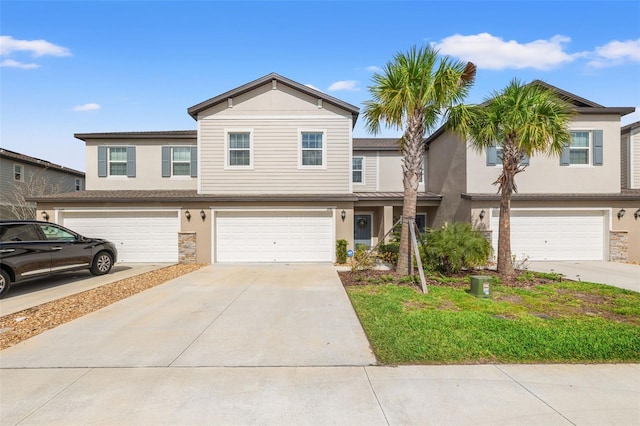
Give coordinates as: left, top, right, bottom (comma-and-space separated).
185, 210, 191, 221
634, 209, 640, 220
341, 210, 346, 221
200, 209, 206, 221
617, 208, 626, 219
479, 209, 486, 220
41, 211, 50, 221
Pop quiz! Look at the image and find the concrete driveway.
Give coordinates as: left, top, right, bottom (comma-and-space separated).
0, 263, 375, 368
529, 261, 640, 292
0, 263, 172, 316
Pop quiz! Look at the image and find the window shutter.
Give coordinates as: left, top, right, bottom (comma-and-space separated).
560, 144, 570, 166
486, 145, 497, 166
593, 130, 603, 166
521, 154, 530, 166
126, 146, 136, 177
162, 146, 171, 177
98, 146, 107, 177
190, 146, 198, 177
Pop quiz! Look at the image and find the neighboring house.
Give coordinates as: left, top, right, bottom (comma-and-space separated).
621, 121, 640, 189
0, 148, 85, 220
31, 74, 639, 264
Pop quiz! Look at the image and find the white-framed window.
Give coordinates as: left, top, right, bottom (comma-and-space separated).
13, 164, 24, 182
226, 131, 252, 168
75, 178, 81, 191
299, 130, 326, 168
171, 147, 191, 176
108, 147, 128, 176
352, 156, 364, 183
568, 131, 590, 165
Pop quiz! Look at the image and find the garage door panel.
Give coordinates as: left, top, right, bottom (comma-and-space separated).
490, 210, 604, 261
62, 211, 179, 263
216, 211, 333, 263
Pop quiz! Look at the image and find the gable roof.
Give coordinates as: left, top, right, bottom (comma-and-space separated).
0, 148, 85, 177
187, 72, 360, 123
621, 121, 640, 135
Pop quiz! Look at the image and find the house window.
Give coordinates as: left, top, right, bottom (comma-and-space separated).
487, 142, 530, 167
569, 131, 590, 165
75, 178, 81, 191
228, 132, 251, 167
172, 147, 191, 175
300, 131, 325, 167
98, 146, 135, 177
352, 157, 363, 183
109, 147, 128, 176
13, 164, 24, 182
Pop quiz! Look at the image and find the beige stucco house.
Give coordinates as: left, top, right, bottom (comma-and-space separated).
32, 74, 639, 263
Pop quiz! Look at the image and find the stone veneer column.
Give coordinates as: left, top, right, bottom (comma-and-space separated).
609, 231, 628, 263
178, 232, 197, 264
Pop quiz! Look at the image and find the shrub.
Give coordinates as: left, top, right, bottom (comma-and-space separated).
336, 239, 348, 264
378, 242, 399, 265
421, 222, 492, 274
351, 245, 375, 272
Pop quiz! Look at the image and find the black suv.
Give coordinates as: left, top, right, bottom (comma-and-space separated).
0, 220, 118, 298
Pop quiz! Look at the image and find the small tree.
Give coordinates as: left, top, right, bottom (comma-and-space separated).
448, 79, 574, 277
3, 168, 69, 219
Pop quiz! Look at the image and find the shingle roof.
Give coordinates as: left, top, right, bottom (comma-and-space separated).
28, 190, 443, 203
461, 190, 640, 201
0, 148, 85, 177
75, 130, 196, 141
621, 121, 640, 134
353, 138, 400, 151
187, 73, 360, 123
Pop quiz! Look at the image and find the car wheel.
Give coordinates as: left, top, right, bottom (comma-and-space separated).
0, 269, 11, 299
91, 251, 113, 276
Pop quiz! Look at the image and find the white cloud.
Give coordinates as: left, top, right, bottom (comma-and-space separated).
73, 103, 101, 112
304, 83, 323, 92
327, 80, 359, 91
0, 36, 71, 57
588, 39, 640, 68
366, 65, 381, 72
434, 33, 579, 70
0, 59, 39, 69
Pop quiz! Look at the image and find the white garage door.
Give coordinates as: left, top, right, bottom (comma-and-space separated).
490, 210, 605, 261
62, 210, 179, 262
216, 210, 334, 263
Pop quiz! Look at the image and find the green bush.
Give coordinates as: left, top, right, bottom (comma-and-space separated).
352, 245, 375, 272
421, 222, 492, 274
336, 239, 348, 264
378, 242, 399, 265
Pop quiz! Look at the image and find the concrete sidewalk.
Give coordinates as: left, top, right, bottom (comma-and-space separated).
2, 364, 638, 425
1, 264, 638, 425
529, 261, 640, 292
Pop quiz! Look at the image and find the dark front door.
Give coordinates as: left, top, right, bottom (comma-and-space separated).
354, 214, 372, 248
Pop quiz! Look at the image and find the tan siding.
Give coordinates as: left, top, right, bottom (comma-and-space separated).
352, 151, 377, 191
632, 131, 640, 188
200, 118, 351, 194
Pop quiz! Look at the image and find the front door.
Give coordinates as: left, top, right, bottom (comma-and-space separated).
354, 214, 372, 248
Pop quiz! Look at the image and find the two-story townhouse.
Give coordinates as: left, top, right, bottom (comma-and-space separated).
0, 148, 85, 220
31, 74, 639, 264
33, 73, 439, 263
426, 82, 638, 262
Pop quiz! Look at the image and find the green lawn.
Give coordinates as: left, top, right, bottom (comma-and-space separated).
346, 278, 640, 364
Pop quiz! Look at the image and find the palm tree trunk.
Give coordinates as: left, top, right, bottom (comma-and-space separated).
397, 184, 418, 276
497, 182, 515, 278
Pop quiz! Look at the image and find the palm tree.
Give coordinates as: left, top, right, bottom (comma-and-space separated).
448, 79, 574, 277
363, 45, 476, 275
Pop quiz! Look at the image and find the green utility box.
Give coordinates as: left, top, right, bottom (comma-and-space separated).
470, 276, 492, 298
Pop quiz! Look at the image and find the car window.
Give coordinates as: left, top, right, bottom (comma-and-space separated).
0, 224, 42, 242
38, 224, 76, 242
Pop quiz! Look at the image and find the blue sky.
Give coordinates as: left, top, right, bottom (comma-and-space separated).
2, 0, 639, 172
